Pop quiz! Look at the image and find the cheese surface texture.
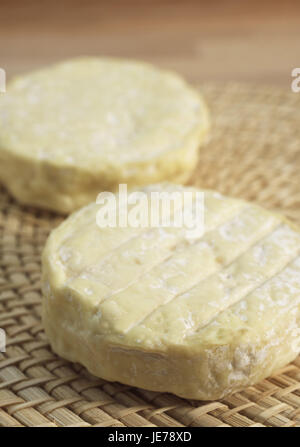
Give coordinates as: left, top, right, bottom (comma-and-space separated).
42, 184, 300, 400
0, 58, 209, 213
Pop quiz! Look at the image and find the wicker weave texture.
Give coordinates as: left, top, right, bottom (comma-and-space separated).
0, 83, 300, 427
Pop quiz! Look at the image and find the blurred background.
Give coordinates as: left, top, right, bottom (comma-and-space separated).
1, 0, 300, 86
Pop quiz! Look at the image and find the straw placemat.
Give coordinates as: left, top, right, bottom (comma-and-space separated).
1, 83, 300, 427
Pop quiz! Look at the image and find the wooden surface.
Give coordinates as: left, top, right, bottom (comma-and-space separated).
1, 0, 300, 85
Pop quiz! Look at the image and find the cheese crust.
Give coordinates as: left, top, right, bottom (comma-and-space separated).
0, 58, 209, 213
42, 184, 300, 400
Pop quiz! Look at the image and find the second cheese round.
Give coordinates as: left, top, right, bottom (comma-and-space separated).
0, 58, 209, 213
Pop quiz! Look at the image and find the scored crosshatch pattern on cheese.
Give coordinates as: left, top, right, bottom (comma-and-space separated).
58, 184, 195, 276
137, 224, 300, 342
1, 83, 300, 426
98, 206, 281, 335
55, 187, 243, 298
42, 182, 300, 401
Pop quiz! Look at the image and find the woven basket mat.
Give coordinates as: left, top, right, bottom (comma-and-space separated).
1, 83, 300, 428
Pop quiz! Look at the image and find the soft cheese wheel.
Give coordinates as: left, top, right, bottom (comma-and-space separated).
0, 58, 209, 213
42, 184, 300, 400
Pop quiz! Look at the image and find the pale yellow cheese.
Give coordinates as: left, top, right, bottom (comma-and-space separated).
42, 184, 300, 400
0, 58, 209, 213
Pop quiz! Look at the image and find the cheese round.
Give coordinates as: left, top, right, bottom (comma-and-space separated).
42, 184, 300, 400
0, 58, 209, 213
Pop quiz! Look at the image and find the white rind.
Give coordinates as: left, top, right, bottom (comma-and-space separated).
0, 58, 209, 213
42, 184, 300, 399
